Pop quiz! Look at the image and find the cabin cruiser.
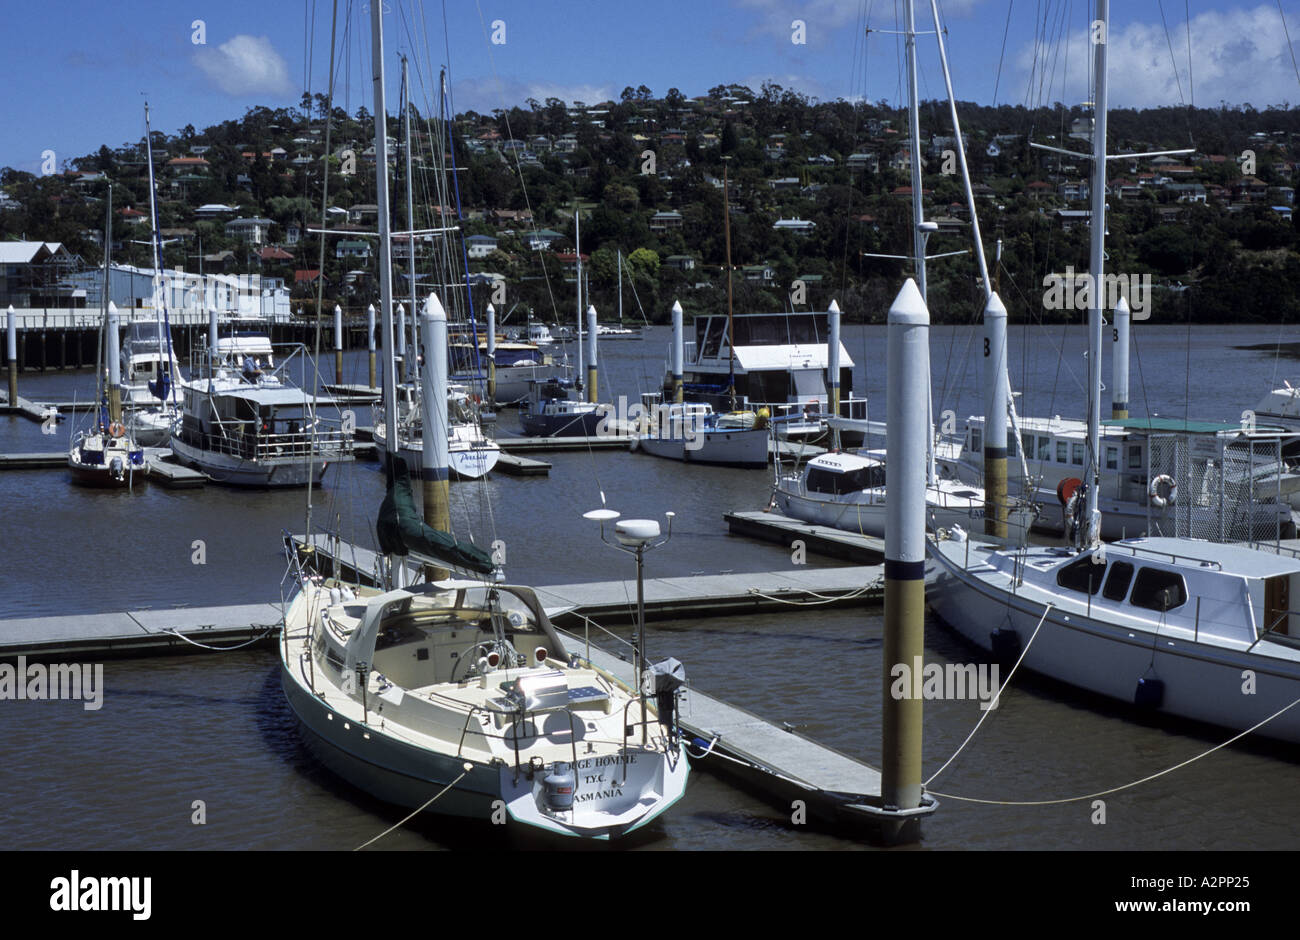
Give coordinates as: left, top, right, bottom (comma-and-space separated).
170, 335, 354, 486
775, 450, 1036, 540
519, 377, 603, 437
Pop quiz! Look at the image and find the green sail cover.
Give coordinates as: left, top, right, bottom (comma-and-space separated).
376, 455, 496, 575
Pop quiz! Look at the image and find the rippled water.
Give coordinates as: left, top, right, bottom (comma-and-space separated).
3, 323, 1299, 850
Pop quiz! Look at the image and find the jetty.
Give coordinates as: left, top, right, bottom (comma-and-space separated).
724, 509, 886, 563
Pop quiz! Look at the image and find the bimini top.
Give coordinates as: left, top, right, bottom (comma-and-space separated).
1109, 537, 1300, 580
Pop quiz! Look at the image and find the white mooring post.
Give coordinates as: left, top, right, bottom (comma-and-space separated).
671, 299, 684, 404
1112, 295, 1130, 419
421, 294, 452, 581
882, 277, 929, 845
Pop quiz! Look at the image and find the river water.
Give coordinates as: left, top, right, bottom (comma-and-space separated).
2, 321, 1298, 850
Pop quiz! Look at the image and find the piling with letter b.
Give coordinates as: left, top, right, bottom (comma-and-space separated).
421, 294, 451, 581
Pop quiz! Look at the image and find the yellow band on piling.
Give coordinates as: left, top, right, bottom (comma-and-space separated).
985, 456, 1007, 539
882, 575, 925, 810
422, 477, 451, 581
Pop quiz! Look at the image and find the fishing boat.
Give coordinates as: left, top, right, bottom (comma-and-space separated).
281, 13, 689, 837
518, 377, 603, 437
170, 332, 354, 486
928, 0, 1300, 745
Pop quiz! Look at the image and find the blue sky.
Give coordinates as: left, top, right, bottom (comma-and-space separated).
3, 0, 1298, 173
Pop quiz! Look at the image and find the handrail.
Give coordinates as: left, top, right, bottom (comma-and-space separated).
1109, 541, 1224, 570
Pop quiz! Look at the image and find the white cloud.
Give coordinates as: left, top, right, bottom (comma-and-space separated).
193, 35, 295, 97
451, 77, 617, 114
1015, 5, 1300, 109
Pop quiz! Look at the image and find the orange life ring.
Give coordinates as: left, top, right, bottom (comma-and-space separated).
1057, 477, 1081, 506
109, 422, 125, 438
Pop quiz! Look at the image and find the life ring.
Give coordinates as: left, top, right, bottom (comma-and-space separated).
1149, 474, 1177, 508
1057, 477, 1082, 506
109, 422, 125, 438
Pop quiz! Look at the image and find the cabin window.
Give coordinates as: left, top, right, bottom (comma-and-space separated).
1037, 436, 1051, 461
1056, 555, 1107, 595
1127, 445, 1142, 470
970, 428, 982, 453
1105, 446, 1118, 470
1021, 431, 1033, 457
1007, 431, 1018, 458
1102, 561, 1135, 601
1129, 567, 1187, 612
806, 464, 885, 494
1056, 441, 1068, 463
1072, 443, 1085, 466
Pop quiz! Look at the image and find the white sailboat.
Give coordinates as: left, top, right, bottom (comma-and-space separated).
280, 10, 689, 838
928, 0, 1300, 745
69, 183, 144, 488
125, 103, 184, 447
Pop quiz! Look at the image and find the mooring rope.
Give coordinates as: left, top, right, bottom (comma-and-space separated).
354, 765, 472, 850
929, 695, 1300, 806
745, 581, 882, 606
159, 626, 280, 651
924, 602, 1054, 787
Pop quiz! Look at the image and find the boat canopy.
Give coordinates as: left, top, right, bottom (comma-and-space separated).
210, 387, 338, 408
376, 455, 496, 575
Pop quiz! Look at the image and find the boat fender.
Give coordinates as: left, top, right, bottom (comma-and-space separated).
990, 628, 1021, 666
109, 422, 125, 438
1134, 676, 1165, 709
1149, 474, 1177, 508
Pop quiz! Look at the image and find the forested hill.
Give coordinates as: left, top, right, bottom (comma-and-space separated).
3, 84, 1299, 324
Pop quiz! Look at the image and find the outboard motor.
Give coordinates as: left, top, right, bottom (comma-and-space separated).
543, 761, 575, 812
109, 455, 125, 481
647, 657, 688, 742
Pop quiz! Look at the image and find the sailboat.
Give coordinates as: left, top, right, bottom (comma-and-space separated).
280, 9, 689, 838
373, 61, 500, 479
774, 0, 1037, 542
124, 103, 184, 447
69, 183, 144, 488
928, 0, 1300, 745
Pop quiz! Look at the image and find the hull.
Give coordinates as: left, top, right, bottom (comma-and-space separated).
776, 487, 1037, 539
927, 538, 1300, 744
519, 410, 604, 438
635, 428, 768, 468
68, 460, 139, 488
374, 428, 501, 480
169, 435, 328, 487
127, 409, 177, 447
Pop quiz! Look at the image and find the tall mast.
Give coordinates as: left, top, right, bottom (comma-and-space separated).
575, 210, 583, 392
143, 103, 177, 411
372, 0, 399, 507
905, 0, 926, 300
402, 55, 419, 384
100, 182, 113, 430
723, 159, 735, 410
1083, 0, 1109, 549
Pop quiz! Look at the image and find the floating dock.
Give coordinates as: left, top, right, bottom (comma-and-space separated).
0, 603, 283, 659
724, 510, 886, 563
0, 447, 208, 487
562, 630, 930, 829
0, 393, 61, 423
289, 533, 883, 622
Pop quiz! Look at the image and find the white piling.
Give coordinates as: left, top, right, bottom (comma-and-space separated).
671, 299, 684, 404
421, 293, 451, 580
1112, 295, 1130, 419
883, 277, 928, 823
586, 304, 598, 403
983, 292, 1009, 538
828, 299, 842, 448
